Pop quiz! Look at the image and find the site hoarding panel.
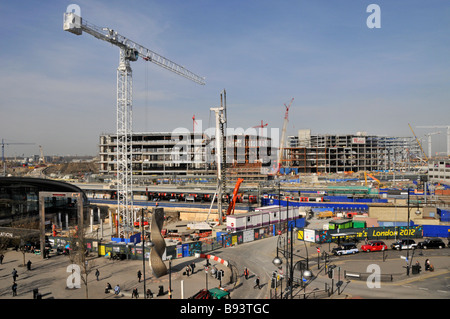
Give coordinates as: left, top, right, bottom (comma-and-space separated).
312, 225, 423, 243
243, 229, 254, 243
304, 229, 315, 242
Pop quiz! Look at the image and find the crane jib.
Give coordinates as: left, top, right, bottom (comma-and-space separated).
63, 12, 205, 85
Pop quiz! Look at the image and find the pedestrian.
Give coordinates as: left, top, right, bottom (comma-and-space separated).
254, 276, 261, 289
244, 267, 249, 280
190, 261, 196, 274
185, 266, 190, 277
114, 284, 120, 295
12, 282, 17, 297
27, 260, 32, 271
415, 261, 421, 274
95, 269, 100, 281
137, 270, 142, 282
425, 259, 431, 271
146, 288, 153, 298
0, 254, 4, 264
12, 268, 18, 282
105, 282, 112, 293
132, 288, 139, 299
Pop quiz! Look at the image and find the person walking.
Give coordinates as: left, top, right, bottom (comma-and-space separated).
244, 267, 249, 280
254, 276, 261, 289
137, 270, 142, 283
12, 282, 17, 297
425, 259, 431, 271
0, 254, 4, 264
95, 269, 100, 281
12, 268, 18, 282
27, 260, 32, 271
190, 261, 196, 274
185, 266, 190, 277
114, 284, 120, 295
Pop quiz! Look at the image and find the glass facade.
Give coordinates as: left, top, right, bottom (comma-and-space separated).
0, 177, 88, 227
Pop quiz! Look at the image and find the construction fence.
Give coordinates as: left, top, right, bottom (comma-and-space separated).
47, 219, 302, 262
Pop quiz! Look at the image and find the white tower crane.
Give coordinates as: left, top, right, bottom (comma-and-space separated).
424, 132, 440, 158
417, 125, 450, 157
63, 8, 205, 238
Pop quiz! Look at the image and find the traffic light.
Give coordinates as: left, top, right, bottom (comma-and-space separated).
328, 265, 336, 279
271, 271, 277, 288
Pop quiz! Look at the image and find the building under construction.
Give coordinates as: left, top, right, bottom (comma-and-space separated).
282, 130, 422, 174
99, 131, 273, 183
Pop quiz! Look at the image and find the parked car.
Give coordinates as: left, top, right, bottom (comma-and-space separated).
361, 240, 388, 252
390, 239, 417, 250
417, 238, 445, 249
332, 243, 359, 256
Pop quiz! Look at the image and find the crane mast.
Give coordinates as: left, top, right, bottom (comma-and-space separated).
417, 125, 450, 157
277, 98, 294, 174
64, 10, 205, 238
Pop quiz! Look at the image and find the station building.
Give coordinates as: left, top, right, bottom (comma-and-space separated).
0, 177, 89, 227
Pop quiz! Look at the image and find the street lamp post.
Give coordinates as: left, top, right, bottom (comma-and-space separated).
273, 226, 311, 299
168, 256, 172, 299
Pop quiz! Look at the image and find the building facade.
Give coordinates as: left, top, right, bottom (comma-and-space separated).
428, 159, 450, 185
99, 132, 273, 182
283, 130, 421, 174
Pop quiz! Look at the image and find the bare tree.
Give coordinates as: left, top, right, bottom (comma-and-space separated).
67, 225, 95, 299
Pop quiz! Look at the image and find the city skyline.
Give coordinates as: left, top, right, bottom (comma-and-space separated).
1, 1, 449, 157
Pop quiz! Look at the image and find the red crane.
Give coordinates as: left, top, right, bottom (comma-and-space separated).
192, 115, 198, 134
253, 120, 268, 135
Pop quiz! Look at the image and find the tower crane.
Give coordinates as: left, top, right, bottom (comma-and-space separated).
192, 115, 198, 135
408, 123, 428, 162
277, 98, 294, 174
424, 132, 441, 158
253, 120, 268, 135
1, 139, 35, 176
417, 125, 450, 157
63, 8, 205, 238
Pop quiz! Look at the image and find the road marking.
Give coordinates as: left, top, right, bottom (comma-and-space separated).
402, 285, 412, 288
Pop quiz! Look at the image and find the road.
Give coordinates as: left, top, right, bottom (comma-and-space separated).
212, 236, 450, 299
0, 232, 448, 300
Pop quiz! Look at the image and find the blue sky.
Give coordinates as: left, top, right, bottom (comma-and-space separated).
0, 0, 449, 157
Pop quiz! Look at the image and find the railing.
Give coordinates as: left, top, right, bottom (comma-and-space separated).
344, 270, 393, 282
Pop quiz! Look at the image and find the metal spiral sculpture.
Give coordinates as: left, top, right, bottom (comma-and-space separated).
149, 207, 167, 277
